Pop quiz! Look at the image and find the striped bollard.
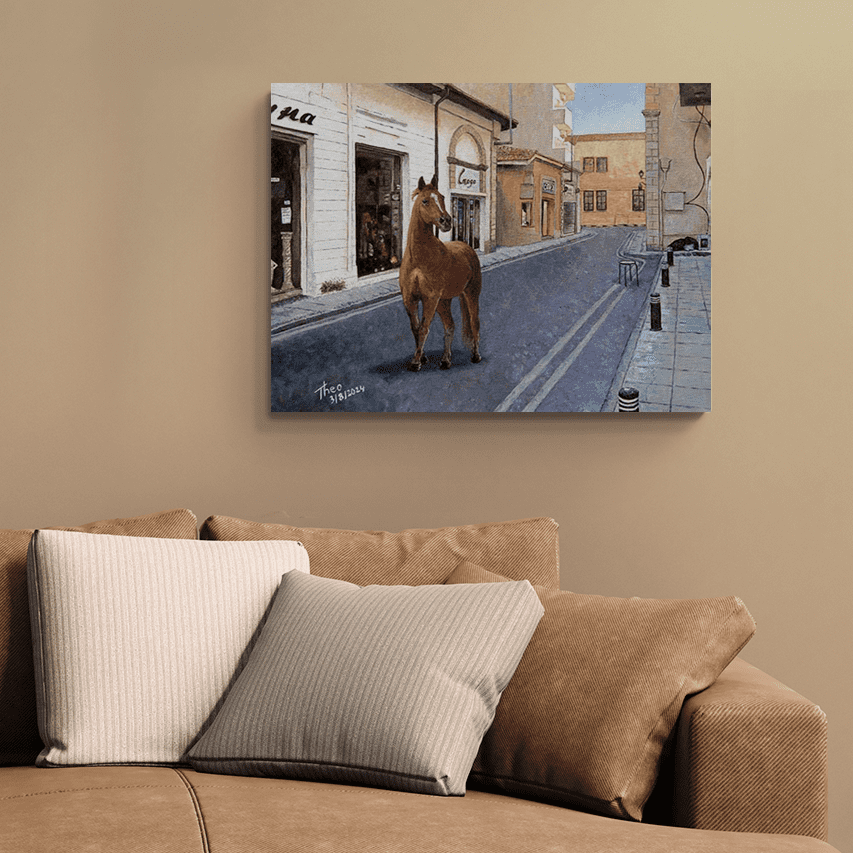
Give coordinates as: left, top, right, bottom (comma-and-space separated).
618, 387, 640, 412
650, 292, 662, 331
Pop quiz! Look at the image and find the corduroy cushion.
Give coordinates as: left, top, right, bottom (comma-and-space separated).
445, 562, 756, 821
200, 514, 560, 588
188, 571, 544, 796
0, 508, 198, 767
27, 530, 309, 766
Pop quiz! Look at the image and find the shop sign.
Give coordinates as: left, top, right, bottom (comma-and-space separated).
542, 177, 556, 195
455, 166, 479, 191
271, 102, 316, 127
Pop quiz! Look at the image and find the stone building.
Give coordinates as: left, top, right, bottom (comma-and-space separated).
643, 84, 711, 250
456, 84, 579, 242
573, 132, 646, 227
270, 84, 512, 300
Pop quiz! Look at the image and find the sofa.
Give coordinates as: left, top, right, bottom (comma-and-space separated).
0, 508, 838, 853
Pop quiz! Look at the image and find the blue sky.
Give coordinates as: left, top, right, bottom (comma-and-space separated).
571, 84, 645, 135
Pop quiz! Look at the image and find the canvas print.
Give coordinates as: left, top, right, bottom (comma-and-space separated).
270, 84, 711, 412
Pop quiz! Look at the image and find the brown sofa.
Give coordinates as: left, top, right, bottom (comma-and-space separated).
0, 510, 838, 852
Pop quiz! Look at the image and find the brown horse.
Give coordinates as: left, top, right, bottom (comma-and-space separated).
399, 175, 482, 371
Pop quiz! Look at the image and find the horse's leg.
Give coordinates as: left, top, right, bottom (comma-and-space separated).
411, 293, 441, 371
436, 298, 455, 369
402, 293, 425, 371
460, 288, 482, 363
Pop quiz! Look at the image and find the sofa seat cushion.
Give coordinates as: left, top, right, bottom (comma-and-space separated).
200, 514, 560, 588
0, 767, 837, 852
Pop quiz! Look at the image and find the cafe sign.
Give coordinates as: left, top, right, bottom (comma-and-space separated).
455, 165, 481, 192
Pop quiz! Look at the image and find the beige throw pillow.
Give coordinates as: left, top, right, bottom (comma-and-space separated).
445, 562, 756, 821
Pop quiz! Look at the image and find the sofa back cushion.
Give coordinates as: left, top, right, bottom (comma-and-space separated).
27, 529, 308, 766
200, 515, 560, 588
445, 562, 756, 821
0, 509, 198, 767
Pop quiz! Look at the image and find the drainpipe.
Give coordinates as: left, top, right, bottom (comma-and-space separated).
434, 85, 450, 188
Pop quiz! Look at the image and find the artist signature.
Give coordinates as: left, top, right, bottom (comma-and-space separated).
314, 380, 366, 406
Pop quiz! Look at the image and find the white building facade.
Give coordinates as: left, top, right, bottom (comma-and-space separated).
270, 84, 512, 300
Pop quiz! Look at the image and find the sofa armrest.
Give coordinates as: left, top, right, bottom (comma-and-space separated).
672, 657, 829, 841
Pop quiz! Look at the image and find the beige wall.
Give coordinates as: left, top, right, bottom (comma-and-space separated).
1, 2, 851, 849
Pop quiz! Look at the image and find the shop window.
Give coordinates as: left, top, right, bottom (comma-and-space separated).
596, 190, 607, 211
596, 157, 608, 172
583, 191, 594, 212
583, 157, 595, 172
451, 195, 481, 249
521, 201, 533, 227
632, 189, 646, 211
356, 146, 403, 277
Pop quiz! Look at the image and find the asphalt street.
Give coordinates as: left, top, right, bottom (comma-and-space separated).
271, 227, 658, 412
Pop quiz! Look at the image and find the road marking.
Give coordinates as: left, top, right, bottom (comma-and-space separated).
522, 289, 625, 412
494, 284, 622, 412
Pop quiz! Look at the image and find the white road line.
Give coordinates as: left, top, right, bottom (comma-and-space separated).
522, 289, 626, 412
494, 284, 622, 412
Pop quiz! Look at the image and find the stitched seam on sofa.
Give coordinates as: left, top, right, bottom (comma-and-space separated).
173, 768, 211, 853
615, 600, 754, 815
0, 785, 185, 801
188, 756, 446, 784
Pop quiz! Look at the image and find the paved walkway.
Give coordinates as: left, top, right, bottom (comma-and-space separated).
610, 252, 711, 412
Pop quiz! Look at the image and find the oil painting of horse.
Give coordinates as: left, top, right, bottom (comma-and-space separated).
399, 175, 482, 372
270, 84, 711, 412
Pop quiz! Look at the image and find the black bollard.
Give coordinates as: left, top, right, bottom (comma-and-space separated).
661, 266, 670, 287
650, 292, 662, 331
667, 248, 674, 266
618, 387, 640, 412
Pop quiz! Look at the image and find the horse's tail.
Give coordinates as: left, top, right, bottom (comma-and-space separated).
461, 255, 482, 350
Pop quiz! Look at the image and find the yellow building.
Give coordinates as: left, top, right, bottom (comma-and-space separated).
573, 132, 646, 227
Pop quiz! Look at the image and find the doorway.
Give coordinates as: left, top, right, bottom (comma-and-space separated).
451, 195, 481, 250
271, 137, 302, 295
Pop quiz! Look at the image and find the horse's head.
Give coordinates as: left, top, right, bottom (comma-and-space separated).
412, 175, 452, 232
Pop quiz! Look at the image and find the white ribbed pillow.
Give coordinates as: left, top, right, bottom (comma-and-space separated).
188, 571, 544, 795
27, 529, 309, 766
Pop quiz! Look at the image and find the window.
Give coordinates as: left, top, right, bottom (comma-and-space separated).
355, 145, 403, 277
632, 189, 646, 211
596, 190, 607, 211
521, 201, 533, 227
583, 157, 595, 172
583, 191, 594, 212
596, 157, 608, 172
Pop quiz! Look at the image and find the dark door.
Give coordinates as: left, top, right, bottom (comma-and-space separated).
271, 137, 301, 293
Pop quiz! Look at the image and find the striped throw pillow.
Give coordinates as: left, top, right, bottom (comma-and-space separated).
188, 571, 544, 795
27, 529, 309, 766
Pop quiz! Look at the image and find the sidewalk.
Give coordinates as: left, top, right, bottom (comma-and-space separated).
271, 229, 597, 336
608, 252, 712, 412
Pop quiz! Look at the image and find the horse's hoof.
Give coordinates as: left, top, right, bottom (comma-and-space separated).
407, 362, 421, 372
440, 361, 451, 370
471, 354, 482, 364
